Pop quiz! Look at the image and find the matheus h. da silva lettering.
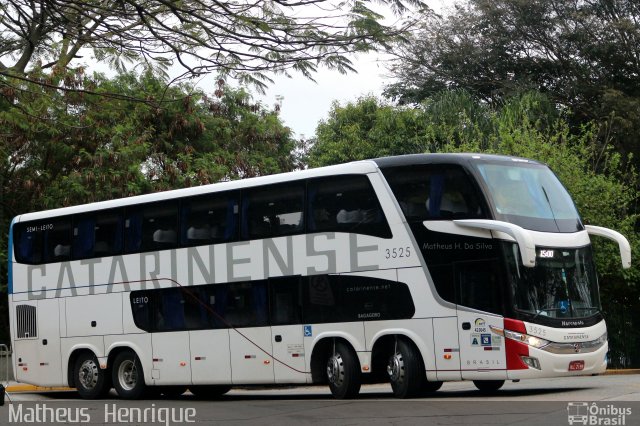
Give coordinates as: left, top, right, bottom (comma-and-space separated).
7, 154, 632, 399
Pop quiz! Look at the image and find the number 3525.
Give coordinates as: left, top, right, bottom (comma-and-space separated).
385, 247, 411, 259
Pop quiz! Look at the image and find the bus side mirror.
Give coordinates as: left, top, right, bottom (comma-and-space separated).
453, 219, 537, 268
585, 225, 632, 269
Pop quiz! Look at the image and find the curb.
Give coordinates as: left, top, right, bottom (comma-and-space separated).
5, 384, 75, 393
603, 369, 640, 375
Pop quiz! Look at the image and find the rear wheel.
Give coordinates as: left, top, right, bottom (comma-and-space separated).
326, 341, 361, 399
74, 352, 111, 399
189, 385, 232, 399
387, 338, 424, 398
112, 350, 146, 400
473, 380, 505, 393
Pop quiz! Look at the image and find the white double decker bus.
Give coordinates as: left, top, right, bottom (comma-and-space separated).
8, 154, 631, 399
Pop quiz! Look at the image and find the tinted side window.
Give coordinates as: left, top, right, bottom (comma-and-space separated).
125, 201, 178, 252
456, 259, 503, 314
73, 210, 123, 259
383, 165, 487, 221
131, 286, 224, 332
14, 223, 43, 264
242, 183, 305, 240
307, 175, 391, 238
224, 281, 269, 327
181, 192, 239, 246
269, 276, 302, 325
43, 219, 72, 263
14, 218, 72, 264
303, 275, 414, 323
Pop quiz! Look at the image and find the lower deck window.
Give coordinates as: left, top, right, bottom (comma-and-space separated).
130, 275, 415, 332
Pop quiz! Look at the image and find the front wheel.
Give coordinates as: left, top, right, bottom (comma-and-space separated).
75, 352, 111, 399
326, 341, 361, 399
473, 380, 505, 393
387, 338, 424, 398
112, 350, 146, 400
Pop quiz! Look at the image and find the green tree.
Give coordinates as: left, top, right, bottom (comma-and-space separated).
385, 0, 640, 162
2, 71, 297, 211
0, 0, 425, 90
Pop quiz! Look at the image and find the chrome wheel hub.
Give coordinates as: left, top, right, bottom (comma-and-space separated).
327, 354, 344, 386
79, 359, 99, 390
118, 359, 137, 391
387, 353, 404, 383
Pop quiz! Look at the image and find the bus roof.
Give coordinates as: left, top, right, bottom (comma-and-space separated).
13, 160, 379, 223
13, 153, 542, 223
373, 153, 543, 168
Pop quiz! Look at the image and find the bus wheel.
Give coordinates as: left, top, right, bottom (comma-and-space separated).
75, 352, 111, 399
190, 385, 232, 399
158, 386, 187, 398
387, 338, 423, 398
473, 380, 505, 393
326, 341, 361, 399
422, 380, 443, 394
112, 350, 146, 400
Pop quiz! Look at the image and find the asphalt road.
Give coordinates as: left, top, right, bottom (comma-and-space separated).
2, 375, 639, 426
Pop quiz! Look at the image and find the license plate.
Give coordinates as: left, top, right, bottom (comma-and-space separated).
569, 360, 585, 371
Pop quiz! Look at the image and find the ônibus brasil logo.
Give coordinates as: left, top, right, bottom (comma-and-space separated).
567, 402, 631, 425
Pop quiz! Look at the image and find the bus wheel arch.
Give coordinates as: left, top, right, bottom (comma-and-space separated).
310, 337, 361, 399
69, 349, 111, 399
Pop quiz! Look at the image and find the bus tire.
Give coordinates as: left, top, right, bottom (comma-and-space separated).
422, 380, 443, 394
387, 338, 424, 398
74, 352, 111, 399
189, 385, 232, 399
326, 341, 361, 399
112, 350, 146, 400
473, 380, 505, 393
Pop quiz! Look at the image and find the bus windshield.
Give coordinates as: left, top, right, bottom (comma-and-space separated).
502, 242, 601, 321
473, 161, 582, 232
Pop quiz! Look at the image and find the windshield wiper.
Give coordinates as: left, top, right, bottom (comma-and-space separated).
541, 185, 561, 233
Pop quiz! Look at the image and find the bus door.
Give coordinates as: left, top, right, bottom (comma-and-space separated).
269, 277, 307, 384
151, 289, 192, 385
455, 260, 507, 380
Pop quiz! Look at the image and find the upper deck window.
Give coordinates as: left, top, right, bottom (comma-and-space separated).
14, 218, 72, 264
181, 192, 239, 246
474, 161, 582, 232
382, 165, 487, 222
73, 209, 123, 258
307, 175, 392, 238
125, 201, 179, 253
241, 183, 305, 240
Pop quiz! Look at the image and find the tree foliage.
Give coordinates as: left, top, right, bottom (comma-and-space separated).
0, 70, 298, 300
0, 0, 425, 90
385, 0, 640, 161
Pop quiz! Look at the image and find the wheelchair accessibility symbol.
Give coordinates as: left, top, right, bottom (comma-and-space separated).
304, 325, 312, 337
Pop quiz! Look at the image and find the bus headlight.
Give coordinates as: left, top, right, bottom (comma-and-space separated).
490, 326, 550, 349
504, 330, 549, 349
